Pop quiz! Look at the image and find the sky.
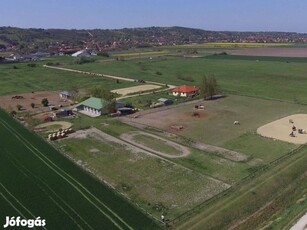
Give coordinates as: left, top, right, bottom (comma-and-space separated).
1, 0, 307, 33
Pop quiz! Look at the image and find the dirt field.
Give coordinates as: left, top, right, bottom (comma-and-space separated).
290, 212, 307, 230
257, 114, 307, 144
120, 100, 247, 161
111, 84, 161, 96
0, 91, 72, 113
228, 47, 307, 57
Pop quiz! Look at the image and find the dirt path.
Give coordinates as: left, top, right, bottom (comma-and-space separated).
43, 65, 176, 99
290, 212, 307, 230
35, 121, 72, 131
66, 127, 229, 186
120, 131, 191, 158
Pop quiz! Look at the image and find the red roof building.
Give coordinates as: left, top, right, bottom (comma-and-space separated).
172, 85, 199, 97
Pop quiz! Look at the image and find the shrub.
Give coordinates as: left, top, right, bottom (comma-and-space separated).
41, 98, 49, 107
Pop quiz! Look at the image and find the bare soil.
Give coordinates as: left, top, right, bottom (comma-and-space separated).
228, 47, 307, 57
120, 101, 247, 161
257, 114, 307, 144
0, 90, 72, 113
111, 84, 161, 96
290, 212, 307, 230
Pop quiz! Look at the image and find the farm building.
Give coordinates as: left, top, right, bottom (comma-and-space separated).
75, 97, 132, 117
71, 49, 97, 57
52, 109, 73, 119
158, 98, 173, 106
150, 98, 174, 108
172, 85, 199, 97
59, 91, 71, 99
75, 97, 105, 117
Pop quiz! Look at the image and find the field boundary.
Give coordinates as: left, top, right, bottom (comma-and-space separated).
168, 144, 306, 226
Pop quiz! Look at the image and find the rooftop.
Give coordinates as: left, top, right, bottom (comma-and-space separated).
172, 85, 199, 93
75, 97, 106, 110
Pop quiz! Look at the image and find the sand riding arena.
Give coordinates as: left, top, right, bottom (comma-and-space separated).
257, 114, 307, 144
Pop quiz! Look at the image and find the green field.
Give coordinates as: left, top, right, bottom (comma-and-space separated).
0, 60, 136, 96
0, 109, 159, 229
60, 134, 228, 219
1, 49, 307, 229
59, 55, 307, 103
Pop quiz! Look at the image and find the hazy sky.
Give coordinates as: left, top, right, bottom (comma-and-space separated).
1, 0, 307, 32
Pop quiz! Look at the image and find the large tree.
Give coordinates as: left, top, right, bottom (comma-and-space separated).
200, 75, 219, 100
88, 86, 117, 113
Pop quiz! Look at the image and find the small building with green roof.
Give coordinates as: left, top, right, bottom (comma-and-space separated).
75, 97, 107, 117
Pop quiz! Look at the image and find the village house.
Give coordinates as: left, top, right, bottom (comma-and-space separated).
172, 85, 199, 97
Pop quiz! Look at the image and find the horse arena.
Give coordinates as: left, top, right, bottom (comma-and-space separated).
257, 114, 307, 144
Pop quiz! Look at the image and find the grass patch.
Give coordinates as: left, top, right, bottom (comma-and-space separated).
133, 134, 180, 156
224, 133, 296, 163
60, 135, 228, 219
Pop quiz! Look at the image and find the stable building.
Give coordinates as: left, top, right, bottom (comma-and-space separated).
75, 97, 106, 117
75, 97, 133, 117
172, 85, 199, 97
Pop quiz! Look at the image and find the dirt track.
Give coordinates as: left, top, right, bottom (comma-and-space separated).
290, 212, 307, 230
120, 131, 191, 158
35, 121, 72, 131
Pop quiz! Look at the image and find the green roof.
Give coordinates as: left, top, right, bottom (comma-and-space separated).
75, 97, 106, 110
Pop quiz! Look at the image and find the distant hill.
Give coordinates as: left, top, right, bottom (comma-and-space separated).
1, 26, 307, 53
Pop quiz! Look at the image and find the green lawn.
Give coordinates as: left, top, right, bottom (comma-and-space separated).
133, 134, 181, 156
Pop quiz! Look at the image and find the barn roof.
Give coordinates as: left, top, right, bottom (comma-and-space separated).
172, 85, 199, 93
75, 97, 106, 110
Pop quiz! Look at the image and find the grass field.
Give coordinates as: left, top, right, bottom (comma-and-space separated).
132, 133, 182, 156
59, 132, 228, 219
0, 109, 159, 229
175, 145, 307, 230
112, 51, 169, 57
60, 54, 307, 103
172, 42, 292, 48
0, 60, 136, 96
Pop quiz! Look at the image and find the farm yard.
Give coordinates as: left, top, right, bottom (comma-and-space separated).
0, 46, 307, 229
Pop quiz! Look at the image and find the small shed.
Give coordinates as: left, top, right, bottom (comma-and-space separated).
158, 98, 173, 106
59, 91, 71, 99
